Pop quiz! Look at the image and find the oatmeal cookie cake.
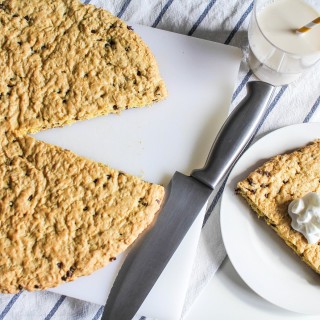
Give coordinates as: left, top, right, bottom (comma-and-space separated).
237, 140, 320, 274
0, 0, 167, 135
0, 0, 166, 293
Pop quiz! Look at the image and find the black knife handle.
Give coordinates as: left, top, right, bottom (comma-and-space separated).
191, 81, 275, 189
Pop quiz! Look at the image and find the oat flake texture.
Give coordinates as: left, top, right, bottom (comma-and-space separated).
0, 0, 166, 293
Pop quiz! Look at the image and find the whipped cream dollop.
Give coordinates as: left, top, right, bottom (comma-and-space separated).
288, 192, 320, 244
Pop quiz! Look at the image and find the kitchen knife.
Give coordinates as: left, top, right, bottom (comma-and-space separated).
102, 81, 275, 320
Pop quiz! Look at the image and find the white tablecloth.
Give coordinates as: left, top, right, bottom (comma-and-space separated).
1, 1, 319, 319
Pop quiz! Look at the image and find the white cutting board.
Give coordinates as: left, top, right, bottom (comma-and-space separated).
34, 25, 241, 319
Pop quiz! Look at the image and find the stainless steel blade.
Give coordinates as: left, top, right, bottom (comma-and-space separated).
102, 172, 212, 320
101, 81, 275, 320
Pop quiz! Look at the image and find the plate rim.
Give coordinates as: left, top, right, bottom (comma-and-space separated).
220, 122, 320, 315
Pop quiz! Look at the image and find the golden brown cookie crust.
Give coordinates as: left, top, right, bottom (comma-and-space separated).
0, 0, 167, 135
0, 125, 164, 293
237, 140, 320, 274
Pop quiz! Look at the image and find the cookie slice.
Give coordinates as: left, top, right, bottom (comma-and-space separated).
0, 0, 167, 135
0, 127, 164, 293
236, 140, 320, 274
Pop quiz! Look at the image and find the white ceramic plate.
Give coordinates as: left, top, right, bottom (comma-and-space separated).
221, 123, 320, 315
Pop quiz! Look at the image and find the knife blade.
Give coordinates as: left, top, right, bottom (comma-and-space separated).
102, 81, 275, 320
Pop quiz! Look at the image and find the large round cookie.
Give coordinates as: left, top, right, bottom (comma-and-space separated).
0, 0, 166, 293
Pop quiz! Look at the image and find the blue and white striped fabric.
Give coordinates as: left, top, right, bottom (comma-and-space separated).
1, 1, 320, 319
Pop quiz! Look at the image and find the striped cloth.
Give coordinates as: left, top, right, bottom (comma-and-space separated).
1, 0, 320, 319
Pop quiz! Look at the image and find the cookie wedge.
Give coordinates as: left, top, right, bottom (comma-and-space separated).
0, 126, 164, 293
237, 140, 320, 274
0, 0, 167, 135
